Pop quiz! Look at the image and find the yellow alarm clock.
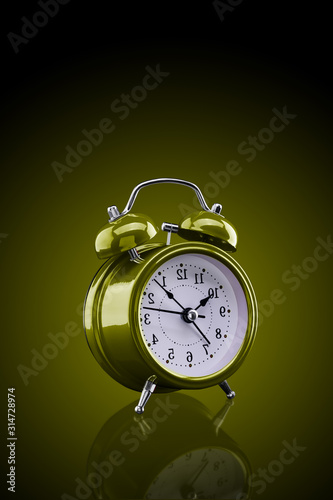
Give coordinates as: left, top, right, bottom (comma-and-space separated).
84, 178, 258, 413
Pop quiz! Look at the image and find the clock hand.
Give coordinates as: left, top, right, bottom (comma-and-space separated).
195, 295, 211, 310
143, 307, 206, 318
180, 460, 209, 499
153, 279, 185, 310
152, 279, 209, 343
187, 459, 209, 488
192, 322, 210, 345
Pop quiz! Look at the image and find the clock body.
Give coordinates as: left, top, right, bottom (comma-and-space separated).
84, 241, 257, 392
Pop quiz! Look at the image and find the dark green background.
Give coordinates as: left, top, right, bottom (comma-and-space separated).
1, 1, 332, 499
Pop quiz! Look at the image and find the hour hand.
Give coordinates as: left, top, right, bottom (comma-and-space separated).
195, 295, 211, 310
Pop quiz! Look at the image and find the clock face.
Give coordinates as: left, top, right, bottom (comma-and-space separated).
139, 253, 248, 378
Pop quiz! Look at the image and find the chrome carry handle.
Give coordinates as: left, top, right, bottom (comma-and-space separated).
108, 178, 221, 221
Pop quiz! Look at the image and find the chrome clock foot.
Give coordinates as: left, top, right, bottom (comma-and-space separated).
134, 376, 157, 414
219, 380, 236, 399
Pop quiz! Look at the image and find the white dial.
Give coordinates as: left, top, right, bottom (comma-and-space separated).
139, 253, 248, 377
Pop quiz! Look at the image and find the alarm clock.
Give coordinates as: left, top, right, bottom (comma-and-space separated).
87, 394, 251, 499
84, 178, 258, 413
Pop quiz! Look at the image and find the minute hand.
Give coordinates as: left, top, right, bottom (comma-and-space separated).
143, 307, 205, 318
153, 279, 185, 310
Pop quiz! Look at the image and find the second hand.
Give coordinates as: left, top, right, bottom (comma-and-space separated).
143, 306, 205, 318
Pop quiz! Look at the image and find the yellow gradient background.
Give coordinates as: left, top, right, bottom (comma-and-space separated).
1, 48, 332, 499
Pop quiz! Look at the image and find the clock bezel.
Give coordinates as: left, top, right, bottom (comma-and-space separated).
130, 242, 257, 390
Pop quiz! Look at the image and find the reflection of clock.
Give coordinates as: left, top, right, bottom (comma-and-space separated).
145, 447, 246, 499
86, 393, 251, 499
